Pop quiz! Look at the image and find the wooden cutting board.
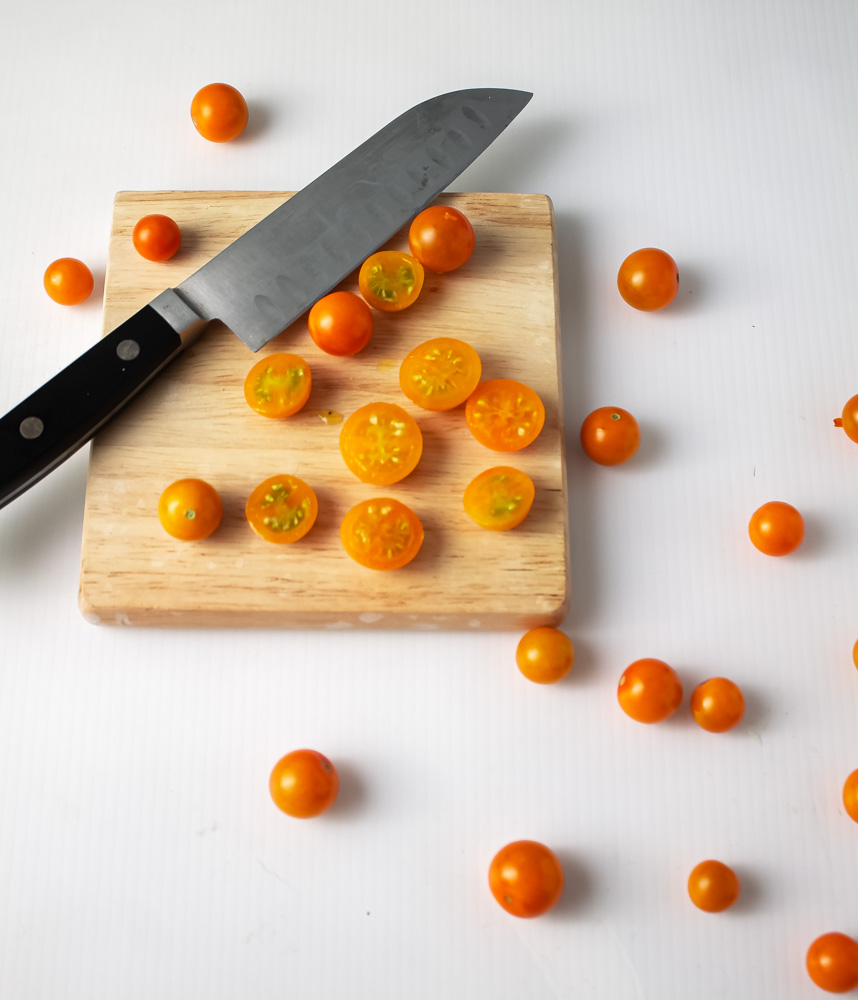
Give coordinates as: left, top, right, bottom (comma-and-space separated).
79, 191, 569, 629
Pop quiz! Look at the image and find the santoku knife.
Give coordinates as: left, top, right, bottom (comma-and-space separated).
0, 88, 531, 510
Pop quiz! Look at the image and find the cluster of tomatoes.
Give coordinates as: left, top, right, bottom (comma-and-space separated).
157, 198, 549, 566
43, 82, 858, 993
574, 247, 858, 992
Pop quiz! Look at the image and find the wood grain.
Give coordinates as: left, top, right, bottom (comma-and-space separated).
78, 191, 569, 629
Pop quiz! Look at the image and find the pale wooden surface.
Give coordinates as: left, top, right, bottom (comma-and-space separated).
78, 191, 569, 628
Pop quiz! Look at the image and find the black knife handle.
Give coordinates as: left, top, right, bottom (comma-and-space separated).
0, 305, 186, 510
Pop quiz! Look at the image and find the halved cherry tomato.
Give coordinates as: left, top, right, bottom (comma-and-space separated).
408, 205, 475, 273
463, 466, 534, 531
132, 214, 182, 262
269, 749, 339, 818
190, 83, 249, 142
43, 258, 93, 305
687, 860, 741, 912
806, 933, 858, 993
617, 248, 679, 311
340, 497, 423, 570
244, 353, 311, 419
516, 627, 574, 684
843, 769, 858, 824
580, 406, 640, 466
617, 658, 683, 724
339, 401, 423, 485
834, 394, 858, 443
358, 250, 424, 312
748, 501, 805, 556
690, 677, 745, 733
307, 291, 373, 356
245, 474, 318, 544
488, 840, 564, 918
399, 337, 482, 411
158, 478, 222, 540
465, 379, 545, 452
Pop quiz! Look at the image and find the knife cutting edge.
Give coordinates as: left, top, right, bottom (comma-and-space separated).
0, 88, 532, 511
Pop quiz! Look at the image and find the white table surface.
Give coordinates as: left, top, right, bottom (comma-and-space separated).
1, 1, 856, 997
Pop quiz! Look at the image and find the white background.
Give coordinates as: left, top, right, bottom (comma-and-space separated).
1, 1, 856, 997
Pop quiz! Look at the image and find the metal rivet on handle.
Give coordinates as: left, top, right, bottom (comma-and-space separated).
19, 416, 44, 440
116, 339, 140, 361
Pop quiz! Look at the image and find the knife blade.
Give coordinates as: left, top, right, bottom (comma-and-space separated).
0, 87, 531, 510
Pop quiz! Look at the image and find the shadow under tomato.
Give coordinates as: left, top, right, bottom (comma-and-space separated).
324, 759, 368, 821
546, 850, 595, 921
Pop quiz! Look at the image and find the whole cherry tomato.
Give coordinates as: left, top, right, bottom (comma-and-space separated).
690, 677, 745, 733
340, 497, 424, 570
687, 860, 741, 912
617, 248, 679, 311
408, 205, 475, 273
843, 769, 858, 824
308, 291, 373, 356
244, 353, 312, 419
358, 250, 424, 312
269, 749, 339, 818
190, 83, 249, 142
245, 474, 318, 545
834, 394, 858, 443
516, 627, 574, 684
465, 379, 545, 453
399, 337, 482, 411
748, 501, 805, 556
43, 257, 93, 305
488, 840, 564, 918
463, 466, 534, 531
806, 932, 858, 993
580, 406, 640, 465
339, 401, 423, 485
158, 478, 222, 540
617, 658, 683, 724
853, 639, 858, 672
132, 214, 182, 262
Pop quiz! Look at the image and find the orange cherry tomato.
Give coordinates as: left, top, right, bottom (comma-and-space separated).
244, 353, 312, 419
245, 474, 318, 544
617, 248, 679, 311
690, 677, 746, 733
408, 204, 475, 273
339, 401, 423, 485
307, 291, 373, 356
806, 932, 858, 993
132, 214, 182, 262
190, 83, 249, 142
463, 466, 534, 531
687, 860, 741, 913
358, 250, 424, 312
516, 627, 574, 684
158, 478, 222, 540
853, 639, 858, 671
340, 497, 424, 570
580, 406, 640, 466
399, 337, 482, 411
269, 749, 339, 818
618, 658, 683, 724
465, 379, 545, 453
43, 257, 93, 305
748, 501, 805, 556
843, 769, 858, 824
834, 394, 858, 443
488, 840, 564, 918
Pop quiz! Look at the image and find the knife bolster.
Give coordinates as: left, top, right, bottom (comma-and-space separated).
149, 288, 209, 346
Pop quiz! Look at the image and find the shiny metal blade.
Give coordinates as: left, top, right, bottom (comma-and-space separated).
176, 88, 532, 351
